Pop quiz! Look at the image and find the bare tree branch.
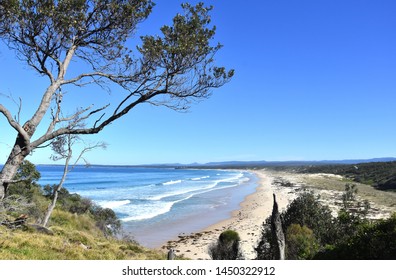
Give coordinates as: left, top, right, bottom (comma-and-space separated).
0, 1, 233, 200
0, 104, 30, 143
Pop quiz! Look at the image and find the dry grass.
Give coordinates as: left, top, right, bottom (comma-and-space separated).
0, 209, 165, 260
267, 170, 396, 219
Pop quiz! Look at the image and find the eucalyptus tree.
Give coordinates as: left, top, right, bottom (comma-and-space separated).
0, 0, 233, 199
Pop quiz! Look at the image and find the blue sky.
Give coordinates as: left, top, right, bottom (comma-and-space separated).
0, 0, 395, 165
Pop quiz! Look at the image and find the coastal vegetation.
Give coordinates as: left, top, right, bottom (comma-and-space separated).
0, 161, 164, 260
256, 186, 396, 259
288, 161, 396, 191
208, 229, 242, 260
1, 160, 395, 259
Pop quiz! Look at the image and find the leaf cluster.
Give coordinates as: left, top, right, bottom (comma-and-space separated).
0, 0, 153, 77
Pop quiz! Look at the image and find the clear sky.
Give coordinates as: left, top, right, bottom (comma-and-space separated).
1, 0, 395, 165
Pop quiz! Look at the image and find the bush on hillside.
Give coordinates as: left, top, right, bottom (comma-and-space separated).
285, 224, 319, 259
43, 184, 120, 236
209, 229, 242, 260
315, 214, 396, 259
282, 192, 336, 245
1, 161, 121, 237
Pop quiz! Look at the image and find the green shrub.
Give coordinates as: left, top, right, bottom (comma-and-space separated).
209, 230, 242, 260
286, 224, 319, 259
256, 191, 335, 260
315, 214, 396, 259
43, 183, 120, 236
90, 205, 121, 236
282, 192, 336, 245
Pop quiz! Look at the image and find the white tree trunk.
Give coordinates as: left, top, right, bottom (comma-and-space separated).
42, 148, 72, 227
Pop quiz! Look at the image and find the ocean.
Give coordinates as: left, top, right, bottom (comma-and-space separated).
36, 165, 258, 248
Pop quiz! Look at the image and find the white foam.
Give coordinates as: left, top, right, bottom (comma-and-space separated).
121, 194, 195, 222
99, 199, 131, 209
191, 176, 210, 181
163, 180, 182, 186
121, 202, 174, 221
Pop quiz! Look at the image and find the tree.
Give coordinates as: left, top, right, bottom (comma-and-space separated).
0, 160, 45, 223
282, 191, 336, 245
0, 1, 234, 199
42, 131, 106, 227
342, 183, 358, 210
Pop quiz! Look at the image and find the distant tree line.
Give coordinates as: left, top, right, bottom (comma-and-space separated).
275, 161, 396, 191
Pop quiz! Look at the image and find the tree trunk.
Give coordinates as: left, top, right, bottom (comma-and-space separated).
41, 188, 59, 228
271, 193, 285, 260
0, 135, 30, 199
0, 83, 59, 200
42, 151, 71, 227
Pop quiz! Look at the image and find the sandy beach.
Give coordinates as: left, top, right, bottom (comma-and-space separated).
161, 169, 297, 260
161, 168, 396, 259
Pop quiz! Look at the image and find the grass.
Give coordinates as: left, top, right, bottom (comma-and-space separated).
0, 209, 166, 260
301, 174, 396, 209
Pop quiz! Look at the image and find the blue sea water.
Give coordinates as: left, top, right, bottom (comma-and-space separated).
36, 165, 258, 247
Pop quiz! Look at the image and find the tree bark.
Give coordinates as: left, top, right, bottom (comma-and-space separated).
0, 72, 63, 201
0, 134, 30, 199
271, 193, 285, 260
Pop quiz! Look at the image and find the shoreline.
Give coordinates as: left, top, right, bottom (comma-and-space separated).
161, 169, 296, 260
161, 168, 396, 260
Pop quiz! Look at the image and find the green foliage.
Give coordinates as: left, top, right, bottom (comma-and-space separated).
6, 161, 47, 221
296, 161, 396, 191
209, 230, 242, 260
285, 224, 319, 260
282, 192, 336, 245
90, 205, 121, 236
342, 183, 358, 209
256, 191, 335, 260
12, 160, 41, 183
43, 184, 120, 236
315, 214, 396, 259
340, 183, 370, 218
219, 229, 241, 244
7, 160, 42, 199
2, 161, 120, 237
255, 216, 277, 260
256, 187, 396, 259
138, 2, 234, 107
0, 209, 165, 260
0, 0, 154, 61
43, 185, 92, 214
